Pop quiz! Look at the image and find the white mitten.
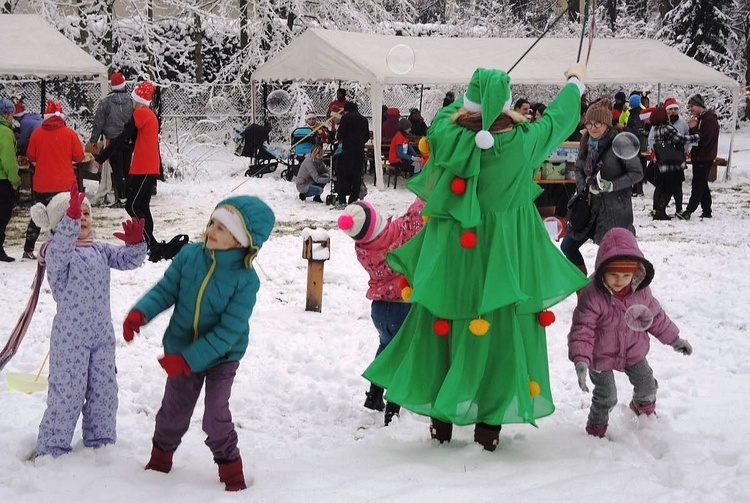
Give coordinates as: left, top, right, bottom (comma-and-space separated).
672, 338, 693, 356
565, 62, 587, 81
575, 361, 590, 392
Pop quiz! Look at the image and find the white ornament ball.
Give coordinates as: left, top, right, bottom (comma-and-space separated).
475, 130, 494, 149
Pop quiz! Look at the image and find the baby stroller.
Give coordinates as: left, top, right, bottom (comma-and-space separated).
236, 123, 284, 178
281, 127, 318, 182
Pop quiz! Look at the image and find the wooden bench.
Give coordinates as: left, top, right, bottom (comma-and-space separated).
686, 156, 727, 182
365, 132, 422, 187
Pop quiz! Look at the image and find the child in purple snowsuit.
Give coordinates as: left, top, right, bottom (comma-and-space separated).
567, 227, 693, 438
32, 183, 147, 458
337, 197, 426, 426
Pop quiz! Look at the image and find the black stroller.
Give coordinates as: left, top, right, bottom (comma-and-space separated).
236, 123, 286, 178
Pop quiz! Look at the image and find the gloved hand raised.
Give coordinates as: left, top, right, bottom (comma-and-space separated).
565, 62, 587, 81
159, 354, 192, 378
67, 181, 86, 220
114, 218, 145, 245
596, 172, 614, 193
575, 361, 590, 392
123, 310, 146, 342
672, 338, 693, 356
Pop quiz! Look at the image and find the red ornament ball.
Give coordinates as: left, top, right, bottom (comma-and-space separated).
433, 319, 450, 336
398, 276, 410, 290
538, 310, 556, 327
459, 230, 477, 248
450, 177, 467, 195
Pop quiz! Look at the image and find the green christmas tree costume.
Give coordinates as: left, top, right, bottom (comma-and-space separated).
363, 68, 589, 427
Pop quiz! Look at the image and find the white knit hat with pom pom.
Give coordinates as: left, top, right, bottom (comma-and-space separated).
30, 192, 90, 232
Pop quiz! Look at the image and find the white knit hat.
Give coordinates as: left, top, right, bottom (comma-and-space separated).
210, 206, 250, 247
30, 192, 91, 232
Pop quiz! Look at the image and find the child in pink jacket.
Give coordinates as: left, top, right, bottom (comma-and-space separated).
567, 227, 692, 438
338, 197, 425, 425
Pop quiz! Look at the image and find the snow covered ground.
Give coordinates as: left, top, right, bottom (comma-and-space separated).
1, 128, 749, 503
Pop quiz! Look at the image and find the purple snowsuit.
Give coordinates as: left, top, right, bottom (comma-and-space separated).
36, 216, 146, 457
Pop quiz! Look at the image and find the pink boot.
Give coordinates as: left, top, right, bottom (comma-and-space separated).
629, 400, 656, 416
218, 457, 247, 492
585, 422, 607, 438
145, 442, 174, 473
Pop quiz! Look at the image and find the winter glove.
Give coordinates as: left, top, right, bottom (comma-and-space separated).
564, 62, 587, 81
596, 172, 614, 193
67, 181, 86, 219
159, 354, 192, 378
114, 218, 146, 245
123, 309, 146, 342
575, 361, 590, 392
586, 176, 601, 195
672, 338, 693, 356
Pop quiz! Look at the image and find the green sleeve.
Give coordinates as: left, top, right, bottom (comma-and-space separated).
523, 83, 582, 169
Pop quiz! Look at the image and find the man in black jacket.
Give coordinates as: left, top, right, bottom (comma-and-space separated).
335, 102, 369, 206
678, 94, 717, 220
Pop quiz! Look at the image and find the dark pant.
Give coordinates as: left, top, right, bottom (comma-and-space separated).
0, 180, 15, 250
108, 144, 132, 201
126, 174, 157, 247
152, 361, 241, 462
371, 300, 411, 356
685, 161, 712, 216
24, 191, 60, 253
653, 170, 685, 214
560, 226, 596, 269
337, 148, 364, 204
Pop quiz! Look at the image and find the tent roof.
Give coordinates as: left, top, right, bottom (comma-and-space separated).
0, 14, 106, 79
252, 29, 739, 89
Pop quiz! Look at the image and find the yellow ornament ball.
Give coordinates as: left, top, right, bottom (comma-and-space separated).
418, 137, 430, 154
469, 318, 490, 336
529, 381, 541, 397
422, 215, 430, 223
401, 286, 413, 301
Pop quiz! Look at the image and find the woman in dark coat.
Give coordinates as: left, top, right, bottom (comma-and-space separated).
561, 98, 644, 275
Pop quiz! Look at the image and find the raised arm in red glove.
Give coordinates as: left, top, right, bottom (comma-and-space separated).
158, 354, 192, 378
67, 181, 86, 220
123, 309, 146, 342
114, 218, 146, 245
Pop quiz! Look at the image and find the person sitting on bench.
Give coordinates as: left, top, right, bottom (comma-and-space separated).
388, 119, 422, 177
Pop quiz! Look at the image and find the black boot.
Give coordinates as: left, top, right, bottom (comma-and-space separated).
384, 402, 401, 426
430, 418, 453, 443
0, 248, 14, 262
312, 195, 324, 203
363, 384, 385, 411
474, 423, 501, 452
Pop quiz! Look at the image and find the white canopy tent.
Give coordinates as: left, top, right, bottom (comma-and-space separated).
0, 14, 108, 104
252, 29, 741, 186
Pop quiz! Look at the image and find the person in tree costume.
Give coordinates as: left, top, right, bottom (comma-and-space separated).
363, 64, 590, 451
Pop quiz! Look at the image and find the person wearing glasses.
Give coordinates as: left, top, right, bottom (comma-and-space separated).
560, 98, 644, 276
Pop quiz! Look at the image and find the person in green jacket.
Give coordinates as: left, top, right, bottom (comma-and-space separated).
0, 98, 20, 262
122, 195, 275, 491
363, 64, 590, 451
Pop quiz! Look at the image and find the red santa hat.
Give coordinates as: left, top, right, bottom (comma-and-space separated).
639, 107, 655, 121
305, 110, 317, 120
131, 81, 155, 106
43, 100, 64, 120
13, 102, 26, 117
110, 72, 126, 90
663, 97, 679, 110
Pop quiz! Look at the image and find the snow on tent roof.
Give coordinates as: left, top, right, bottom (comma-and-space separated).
252, 29, 740, 89
0, 14, 106, 79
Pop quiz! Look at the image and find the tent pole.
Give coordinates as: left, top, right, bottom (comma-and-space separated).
419, 84, 423, 111
250, 79, 256, 125
656, 83, 661, 105
726, 86, 738, 181
371, 83, 384, 190
40, 79, 46, 114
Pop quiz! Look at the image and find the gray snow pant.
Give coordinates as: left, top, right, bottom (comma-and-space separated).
152, 360, 241, 462
587, 358, 658, 427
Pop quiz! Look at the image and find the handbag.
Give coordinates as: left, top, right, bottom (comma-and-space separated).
566, 186, 591, 232
653, 141, 683, 165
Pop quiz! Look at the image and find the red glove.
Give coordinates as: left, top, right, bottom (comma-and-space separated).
114, 218, 146, 245
158, 354, 192, 378
67, 181, 86, 219
123, 310, 146, 342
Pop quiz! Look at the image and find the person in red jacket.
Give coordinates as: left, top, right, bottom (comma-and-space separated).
95, 81, 163, 259
23, 100, 84, 259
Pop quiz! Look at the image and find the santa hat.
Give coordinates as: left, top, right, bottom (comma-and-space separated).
210, 205, 251, 247
663, 97, 679, 110
13, 102, 26, 117
337, 201, 385, 242
604, 260, 638, 275
132, 81, 155, 106
43, 100, 64, 120
463, 67, 512, 149
110, 72, 126, 90
639, 107, 655, 121
305, 110, 317, 120
30, 192, 90, 232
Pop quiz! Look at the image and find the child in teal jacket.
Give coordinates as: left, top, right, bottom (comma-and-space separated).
123, 195, 275, 491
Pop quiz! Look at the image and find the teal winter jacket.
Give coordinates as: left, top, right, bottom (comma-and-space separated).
135, 242, 260, 372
